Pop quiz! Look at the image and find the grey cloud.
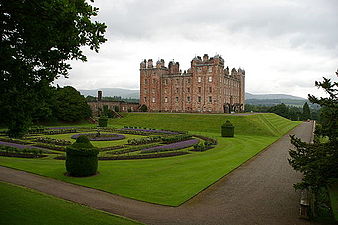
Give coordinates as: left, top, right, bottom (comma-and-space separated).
93, 0, 338, 53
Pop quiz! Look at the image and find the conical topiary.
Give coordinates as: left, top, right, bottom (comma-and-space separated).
221, 120, 235, 137
65, 135, 99, 177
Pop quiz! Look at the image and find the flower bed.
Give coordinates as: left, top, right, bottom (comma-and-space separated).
31, 143, 66, 151
141, 139, 199, 154
55, 151, 189, 160
161, 134, 193, 144
35, 137, 71, 146
120, 127, 181, 135
0, 145, 47, 158
106, 143, 160, 155
44, 129, 77, 135
71, 133, 125, 141
192, 134, 218, 145
127, 136, 162, 145
0, 138, 32, 145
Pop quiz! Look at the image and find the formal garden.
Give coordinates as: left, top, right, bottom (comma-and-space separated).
0, 113, 302, 206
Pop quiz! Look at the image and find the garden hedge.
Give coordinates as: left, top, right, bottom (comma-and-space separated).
65, 136, 99, 177
98, 116, 108, 127
221, 120, 235, 137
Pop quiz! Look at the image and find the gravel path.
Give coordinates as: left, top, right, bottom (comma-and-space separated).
0, 122, 324, 225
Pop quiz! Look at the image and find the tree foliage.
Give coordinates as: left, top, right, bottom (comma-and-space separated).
54, 86, 92, 122
302, 102, 311, 120
0, 0, 106, 137
289, 75, 338, 191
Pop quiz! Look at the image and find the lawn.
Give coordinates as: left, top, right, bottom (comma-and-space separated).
0, 113, 300, 206
0, 181, 141, 225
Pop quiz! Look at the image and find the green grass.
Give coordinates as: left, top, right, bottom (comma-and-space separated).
110, 113, 297, 137
0, 113, 300, 206
328, 183, 338, 221
0, 181, 141, 225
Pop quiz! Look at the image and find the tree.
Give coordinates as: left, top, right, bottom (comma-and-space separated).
54, 86, 92, 122
302, 102, 311, 120
289, 75, 338, 192
0, 0, 106, 137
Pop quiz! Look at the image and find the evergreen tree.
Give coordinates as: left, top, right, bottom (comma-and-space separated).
302, 102, 311, 120
289, 74, 338, 191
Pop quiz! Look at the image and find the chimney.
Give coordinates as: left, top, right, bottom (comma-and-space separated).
98, 90, 102, 101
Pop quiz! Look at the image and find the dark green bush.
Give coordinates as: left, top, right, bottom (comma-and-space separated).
221, 120, 234, 137
65, 136, 99, 177
98, 116, 108, 127
140, 104, 148, 112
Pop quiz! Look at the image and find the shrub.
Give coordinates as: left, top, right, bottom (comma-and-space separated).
98, 116, 108, 127
139, 104, 148, 112
65, 136, 99, 177
221, 120, 234, 137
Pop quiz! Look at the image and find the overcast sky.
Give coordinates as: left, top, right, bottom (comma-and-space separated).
55, 0, 338, 98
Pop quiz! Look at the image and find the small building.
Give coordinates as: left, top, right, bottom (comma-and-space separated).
87, 91, 140, 116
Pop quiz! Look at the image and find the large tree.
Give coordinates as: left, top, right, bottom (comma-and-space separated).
54, 86, 91, 122
0, 0, 106, 137
289, 74, 338, 191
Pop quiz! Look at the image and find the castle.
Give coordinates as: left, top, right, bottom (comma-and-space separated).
140, 54, 245, 113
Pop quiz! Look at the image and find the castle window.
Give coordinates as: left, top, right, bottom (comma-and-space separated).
152, 79, 156, 84
176, 78, 179, 84
198, 87, 201, 93
197, 67, 202, 72
176, 88, 179, 93
152, 97, 155, 103
208, 76, 212, 82
164, 97, 168, 103
144, 88, 147, 94
198, 96, 202, 103
187, 87, 190, 93
187, 96, 191, 102
198, 77, 201, 83
209, 96, 212, 103
144, 79, 147, 85
144, 97, 147, 102
220, 77, 222, 83
176, 97, 179, 102
188, 78, 191, 83
209, 87, 212, 93
208, 67, 212, 73
164, 89, 167, 94
163, 79, 168, 85
152, 88, 155, 94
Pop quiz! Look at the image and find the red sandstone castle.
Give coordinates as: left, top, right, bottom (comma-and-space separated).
140, 54, 245, 113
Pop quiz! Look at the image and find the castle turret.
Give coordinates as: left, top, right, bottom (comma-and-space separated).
140, 59, 146, 69
168, 61, 180, 74
147, 59, 153, 68
203, 54, 209, 61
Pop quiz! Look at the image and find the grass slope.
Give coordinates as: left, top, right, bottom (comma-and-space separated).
0, 182, 141, 225
0, 113, 300, 206
110, 113, 296, 136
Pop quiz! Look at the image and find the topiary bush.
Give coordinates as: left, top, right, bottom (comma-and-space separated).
221, 120, 235, 137
98, 116, 108, 127
65, 136, 99, 177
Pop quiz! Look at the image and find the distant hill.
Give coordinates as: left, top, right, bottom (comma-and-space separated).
245, 93, 306, 100
79, 88, 139, 99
